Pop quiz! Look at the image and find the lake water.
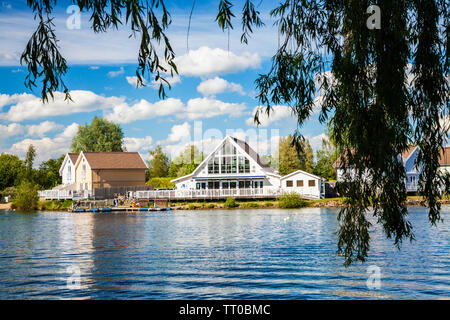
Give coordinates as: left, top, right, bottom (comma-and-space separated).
0, 207, 449, 299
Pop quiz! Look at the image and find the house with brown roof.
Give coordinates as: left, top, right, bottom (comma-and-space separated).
74, 151, 148, 193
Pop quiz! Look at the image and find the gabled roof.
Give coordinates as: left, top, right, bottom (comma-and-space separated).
280, 169, 323, 181
77, 152, 147, 170
401, 146, 417, 161
231, 137, 274, 173
68, 153, 79, 164
59, 152, 79, 175
173, 136, 275, 181
439, 146, 450, 165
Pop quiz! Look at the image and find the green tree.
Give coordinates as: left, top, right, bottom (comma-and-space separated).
36, 154, 65, 189
276, 136, 314, 175
168, 145, 204, 177
19, 1, 450, 265
22, 145, 37, 183
12, 180, 39, 211
148, 145, 170, 178
314, 138, 338, 181
71, 116, 124, 153
0, 153, 24, 191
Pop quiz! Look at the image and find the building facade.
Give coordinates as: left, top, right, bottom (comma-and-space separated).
280, 170, 325, 199
172, 136, 281, 192
74, 151, 148, 192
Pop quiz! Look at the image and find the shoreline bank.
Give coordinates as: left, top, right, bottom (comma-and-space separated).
2, 197, 449, 212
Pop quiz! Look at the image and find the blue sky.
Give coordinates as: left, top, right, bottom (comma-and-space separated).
0, 0, 329, 164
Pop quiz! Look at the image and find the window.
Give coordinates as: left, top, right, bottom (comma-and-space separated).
231, 157, 237, 173
81, 165, 86, 179
230, 182, 236, 189
214, 158, 219, 173
297, 180, 304, 187
244, 159, 250, 173
286, 180, 293, 187
208, 159, 214, 174
79, 183, 83, 190
238, 156, 245, 173
308, 180, 316, 187
222, 182, 229, 189
85, 182, 88, 190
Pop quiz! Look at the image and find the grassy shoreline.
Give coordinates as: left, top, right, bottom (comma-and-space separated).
2, 196, 449, 212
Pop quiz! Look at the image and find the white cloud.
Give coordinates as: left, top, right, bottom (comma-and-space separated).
107, 66, 124, 78
123, 136, 153, 153
150, 73, 181, 89
197, 77, 244, 97
26, 121, 63, 138
104, 98, 185, 124
165, 122, 191, 144
0, 123, 23, 138
89, 66, 99, 70
0, 90, 124, 121
105, 96, 245, 123
9, 123, 79, 165
174, 47, 261, 77
125, 76, 145, 87
246, 105, 294, 127
185, 97, 246, 120
306, 133, 329, 153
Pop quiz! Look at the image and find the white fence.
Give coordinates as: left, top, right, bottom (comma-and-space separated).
38, 190, 86, 200
39, 187, 322, 200
135, 188, 321, 200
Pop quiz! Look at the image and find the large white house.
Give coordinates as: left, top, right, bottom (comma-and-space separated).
172, 136, 281, 192
171, 136, 326, 199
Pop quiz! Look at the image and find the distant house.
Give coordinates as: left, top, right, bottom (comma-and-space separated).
402, 146, 421, 192
438, 146, 450, 176
280, 170, 325, 199
59, 153, 79, 186
333, 146, 424, 192
74, 151, 148, 193
171, 136, 281, 192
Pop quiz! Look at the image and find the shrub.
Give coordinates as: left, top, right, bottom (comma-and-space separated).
12, 181, 39, 211
207, 203, 215, 208
188, 203, 197, 210
145, 177, 175, 189
241, 202, 259, 208
278, 193, 307, 208
264, 201, 274, 207
225, 197, 237, 208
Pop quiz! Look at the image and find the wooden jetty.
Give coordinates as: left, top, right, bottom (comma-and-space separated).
70, 206, 172, 213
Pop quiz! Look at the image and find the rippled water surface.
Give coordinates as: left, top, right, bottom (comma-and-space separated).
0, 207, 449, 299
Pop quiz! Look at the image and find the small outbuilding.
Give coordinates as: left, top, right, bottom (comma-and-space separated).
280, 170, 325, 199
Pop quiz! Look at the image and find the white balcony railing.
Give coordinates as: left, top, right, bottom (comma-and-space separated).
39, 187, 323, 201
